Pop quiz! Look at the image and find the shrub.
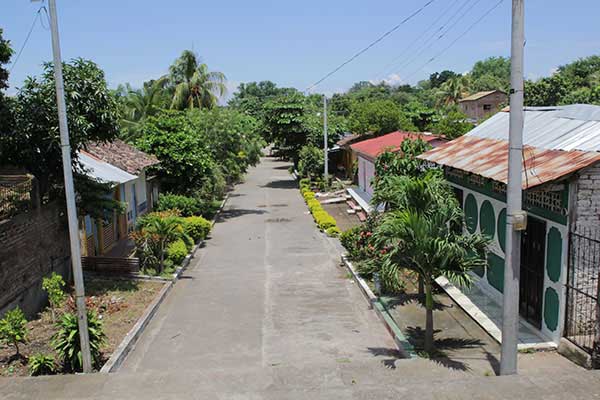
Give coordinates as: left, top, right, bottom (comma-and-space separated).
326, 226, 341, 237
298, 145, 324, 179
52, 311, 105, 372
183, 216, 212, 242
313, 211, 337, 230
166, 239, 188, 265
28, 353, 56, 376
299, 178, 311, 186
42, 272, 66, 322
136, 210, 181, 230
0, 307, 28, 357
303, 191, 316, 201
307, 199, 322, 213
156, 193, 202, 217
340, 226, 362, 259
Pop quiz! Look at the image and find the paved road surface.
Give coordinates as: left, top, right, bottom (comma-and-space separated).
2, 157, 600, 399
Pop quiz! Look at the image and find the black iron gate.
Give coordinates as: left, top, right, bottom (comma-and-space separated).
565, 228, 600, 366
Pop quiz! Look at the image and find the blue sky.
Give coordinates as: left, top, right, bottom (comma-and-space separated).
2, 0, 600, 100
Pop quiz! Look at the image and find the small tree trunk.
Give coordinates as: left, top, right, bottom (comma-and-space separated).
418, 276, 424, 299
424, 280, 434, 354
159, 241, 165, 274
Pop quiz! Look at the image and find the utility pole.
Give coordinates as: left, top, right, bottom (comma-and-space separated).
47, 0, 92, 373
323, 95, 328, 182
500, 0, 526, 376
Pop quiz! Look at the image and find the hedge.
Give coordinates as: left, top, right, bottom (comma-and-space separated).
166, 239, 188, 265
184, 216, 212, 242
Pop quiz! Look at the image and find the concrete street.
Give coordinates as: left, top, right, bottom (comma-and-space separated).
2, 157, 600, 399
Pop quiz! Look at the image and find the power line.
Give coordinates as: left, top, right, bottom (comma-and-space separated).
402, 0, 505, 83
372, 0, 463, 82
305, 0, 437, 93
383, 0, 482, 82
10, 8, 43, 73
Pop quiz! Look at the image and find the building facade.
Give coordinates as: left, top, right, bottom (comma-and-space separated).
459, 90, 507, 121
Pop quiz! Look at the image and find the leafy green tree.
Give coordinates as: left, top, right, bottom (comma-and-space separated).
0, 28, 11, 91
0, 29, 13, 140
297, 145, 324, 179
228, 81, 295, 118
403, 101, 437, 131
137, 110, 215, 194
117, 77, 169, 140
524, 74, 570, 106
168, 50, 227, 110
428, 107, 473, 139
348, 99, 416, 135
0, 307, 28, 357
428, 70, 459, 89
436, 75, 470, 106
0, 58, 120, 198
557, 55, 600, 89
373, 174, 488, 353
469, 56, 511, 92
143, 215, 186, 273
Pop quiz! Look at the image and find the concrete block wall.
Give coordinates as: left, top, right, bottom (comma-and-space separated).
0, 202, 71, 318
574, 164, 600, 232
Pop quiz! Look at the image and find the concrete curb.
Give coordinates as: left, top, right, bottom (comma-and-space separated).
101, 192, 231, 373
340, 255, 418, 359
100, 280, 173, 373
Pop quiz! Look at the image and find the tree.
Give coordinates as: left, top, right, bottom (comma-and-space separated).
429, 70, 459, 89
117, 77, 169, 140
0, 28, 11, 92
42, 272, 66, 323
428, 107, 473, 139
348, 99, 416, 135
524, 74, 570, 106
168, 50, 227, 110
0, 308, 28, 357
469, 56, 511, 92
373, 174, 488, 353
436, 75, 470, 106
0, 29, 13, 138
297, 145, 324, 179
0, 58, 120, 198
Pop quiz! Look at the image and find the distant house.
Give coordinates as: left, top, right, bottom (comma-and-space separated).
419, 104, 600, 356
79, 140, 159, 257
459, 90, 507, 121
350, 131, 446, 197
328, 133, 367, 179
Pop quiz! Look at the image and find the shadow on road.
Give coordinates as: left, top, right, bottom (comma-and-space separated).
216, 208, 269, 222
261, 179, 297, 190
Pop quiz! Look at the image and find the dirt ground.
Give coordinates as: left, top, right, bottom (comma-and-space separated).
380, 277, 583, 377
321, 201, 362, 232
0, 278, 164, 377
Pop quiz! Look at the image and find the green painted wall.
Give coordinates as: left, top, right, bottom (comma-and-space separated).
497, 208, 507, 252
546, 227, 562, 283
544, 287, 559, 331
465, 194, 478, 234
480, 200, 496, 239
487, 252, 505, 293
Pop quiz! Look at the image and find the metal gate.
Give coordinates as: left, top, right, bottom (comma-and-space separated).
565, 228, 600, 366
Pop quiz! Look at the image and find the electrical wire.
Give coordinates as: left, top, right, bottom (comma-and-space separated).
372, 0, 469, 83
401, 0, 505, 83
305, 0, 437, 93
9, 8, 43, 73
384, 0, 483, 82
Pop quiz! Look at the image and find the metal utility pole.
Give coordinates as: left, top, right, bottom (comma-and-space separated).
323, 95, 329, 182
47, 0, 92, 373
500, 0, 526, 376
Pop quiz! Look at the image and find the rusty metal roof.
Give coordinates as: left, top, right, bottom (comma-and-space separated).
418, 135, 600, 189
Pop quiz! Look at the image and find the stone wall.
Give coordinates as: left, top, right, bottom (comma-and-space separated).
574, 164, 600, 232
0, 202, 71, 318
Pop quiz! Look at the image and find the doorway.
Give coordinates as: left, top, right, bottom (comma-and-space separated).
519, 216, 546, 329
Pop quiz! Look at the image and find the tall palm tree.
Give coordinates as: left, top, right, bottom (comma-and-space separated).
373, 174, 488, 354
119, 77, 168, 140
168, 50, 227, 110
437, 75, 470, 106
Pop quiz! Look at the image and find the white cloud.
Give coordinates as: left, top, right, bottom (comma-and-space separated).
549, 66, 559, 76
369, 73, 404, 86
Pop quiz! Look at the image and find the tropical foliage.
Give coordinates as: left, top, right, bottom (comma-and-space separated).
42, 272, 66, 323
52, 311, 105, 372
0, 307, 28, 357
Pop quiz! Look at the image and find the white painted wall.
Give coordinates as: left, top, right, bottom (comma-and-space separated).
357, 155, 375, 196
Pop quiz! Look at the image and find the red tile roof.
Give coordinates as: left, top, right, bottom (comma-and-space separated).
418, 135, 600, 189
350, 131, 443, 161
85, 139, 159, 176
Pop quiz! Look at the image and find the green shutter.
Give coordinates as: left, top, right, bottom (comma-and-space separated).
480, 200, 496, 240
546, 227, 562, 283
465, 194, 478, 234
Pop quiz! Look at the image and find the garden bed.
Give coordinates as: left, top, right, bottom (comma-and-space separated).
0, 277, 164, 377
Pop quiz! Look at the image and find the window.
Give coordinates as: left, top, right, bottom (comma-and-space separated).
483, 104, 492, 111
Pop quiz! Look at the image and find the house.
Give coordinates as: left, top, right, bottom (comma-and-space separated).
459, 90, 507, 121
329, 133, 367, 179
419, 104, 600, 356
350, 131, 446, 197
79, 140, 159, 257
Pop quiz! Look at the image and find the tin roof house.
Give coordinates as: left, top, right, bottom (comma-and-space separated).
419, 104, 600, 359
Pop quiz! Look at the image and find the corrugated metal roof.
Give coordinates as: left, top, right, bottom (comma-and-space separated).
418, 135, 600, 189
79, 151, 137, 185
459, 90, 505, 102
350, 131, 442, 161
467, 105, 600, 151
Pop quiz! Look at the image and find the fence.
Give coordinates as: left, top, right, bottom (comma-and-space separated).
565, 228, 600, 366
81, 256, 140, 275
0, 175, 35, 221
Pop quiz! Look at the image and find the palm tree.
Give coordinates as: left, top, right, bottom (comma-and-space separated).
168, 50, 227, 110
119, 77, 168, 140
437, 75, 470, 106
144, 216, 185, 273
373, 174, 488, 354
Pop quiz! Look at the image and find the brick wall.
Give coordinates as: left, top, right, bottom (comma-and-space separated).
574, 164, 600, 231
0, 202, 71, 317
